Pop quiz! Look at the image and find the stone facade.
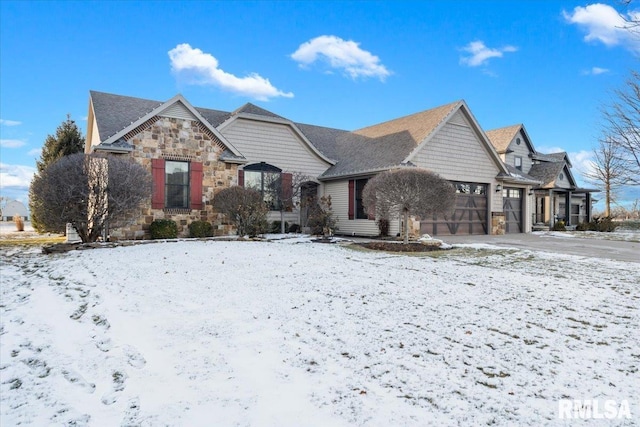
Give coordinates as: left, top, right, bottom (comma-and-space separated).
110, 117, 237, 240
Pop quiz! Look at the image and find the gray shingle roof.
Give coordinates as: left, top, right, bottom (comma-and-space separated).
528, 162, 565, 188
90, 91, 162, 142
90, 91, 513, 180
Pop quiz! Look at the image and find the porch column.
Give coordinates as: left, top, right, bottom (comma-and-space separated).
548, 189, 554, 228
585, 192, 591, 222
565, 191, 571, 226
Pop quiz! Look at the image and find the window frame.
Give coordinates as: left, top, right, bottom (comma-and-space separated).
354, 178, 368, 219
514, 156, 523, 171
243, 162, 283, 211
165, 160, 190, 209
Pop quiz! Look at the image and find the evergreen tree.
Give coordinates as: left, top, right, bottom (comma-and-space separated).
36, 114, 85, 172
31, 115, 85, 232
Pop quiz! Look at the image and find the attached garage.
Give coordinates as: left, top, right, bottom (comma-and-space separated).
503, 188, 523, 233
421, 182, 488, 236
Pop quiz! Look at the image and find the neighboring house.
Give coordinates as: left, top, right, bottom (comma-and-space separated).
1, 200, 28, 221
486, 124, 597, 229
85, 90, 592, 239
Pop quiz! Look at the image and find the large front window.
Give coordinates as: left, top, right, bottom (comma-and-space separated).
165, 161, 190, 209
244, 163, 282, 210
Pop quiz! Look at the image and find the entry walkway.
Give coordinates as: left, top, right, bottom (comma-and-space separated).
440, 233, 640, 263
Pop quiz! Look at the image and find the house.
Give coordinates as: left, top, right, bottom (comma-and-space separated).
1, 199, 28, 222
485, 124, 597, 229
85, 90, 594, 239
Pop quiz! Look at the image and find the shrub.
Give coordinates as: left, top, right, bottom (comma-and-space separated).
591, 216, 617, 232
189, 220, 213, 238
13, 215, 24, 232
575, 222, 589, 231
307, 195, 337, 237
149, 219, 178, 239
270, 221, 289, 233
552, 220, 566, 231
213, 186, 268, 237
377, 218, 390, 237
288, 223, 300, 233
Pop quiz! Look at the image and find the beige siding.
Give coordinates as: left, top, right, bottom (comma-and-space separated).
158, 101, 197, 121
221, 118, 331, 178
323, 179, 400, 237
504, 130, 533, 174
412, 121, 503, 212
555, 168, 572, 189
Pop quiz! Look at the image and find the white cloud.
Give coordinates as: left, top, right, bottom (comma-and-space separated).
459, 41, 518, 67
563, 3, 640, 52
291, 35, 391, 81
586, 66, 610, 75
0, 139, 26, 148
27, 148, 42, 157
0, 119, 22, 126
0, 163, 36, 190
168, 43, 293, 101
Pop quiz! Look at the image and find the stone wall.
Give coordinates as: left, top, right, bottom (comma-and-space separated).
110, 117, 237, 240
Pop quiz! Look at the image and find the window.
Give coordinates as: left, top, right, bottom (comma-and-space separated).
151, 158, 203, 211
516, 138, 521, 145
348, 178, 371, 220
355, 178, 368, 219
243, 163, 282, 210
165, 161, 190, 208
559, 173, 564, 181
455, 182, 486, 195
515, 156, 522, 171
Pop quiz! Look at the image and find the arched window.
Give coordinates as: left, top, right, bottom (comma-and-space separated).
243, 162, 282, 210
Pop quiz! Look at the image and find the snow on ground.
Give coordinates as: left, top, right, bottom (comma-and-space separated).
1, 238, 639, 426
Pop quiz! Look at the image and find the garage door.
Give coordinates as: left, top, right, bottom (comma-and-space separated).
503, 188, 523, 233
420, 182, 488, 236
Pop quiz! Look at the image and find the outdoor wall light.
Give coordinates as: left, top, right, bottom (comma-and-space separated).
495, 184, 502, 192
528, 189, 534, 196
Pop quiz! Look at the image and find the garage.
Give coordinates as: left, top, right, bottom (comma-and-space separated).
420, 182, 488, 236
503, 188, 523, 233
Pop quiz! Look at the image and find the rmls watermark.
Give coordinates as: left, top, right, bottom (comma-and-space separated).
558, 399, 632, 420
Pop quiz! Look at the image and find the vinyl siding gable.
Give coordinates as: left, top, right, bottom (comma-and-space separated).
504, 130, 533, 174
221, 118, 331, 178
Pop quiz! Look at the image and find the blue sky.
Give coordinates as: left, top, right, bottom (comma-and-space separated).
1, 0, 638, 209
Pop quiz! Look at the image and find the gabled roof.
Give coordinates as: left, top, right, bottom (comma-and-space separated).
533, 151, 573, 167
319, 100, 509, 179
231, 103, 285, 120
90, 91, 162, 143
90, 91, 243, 158
485, 124, 536, 154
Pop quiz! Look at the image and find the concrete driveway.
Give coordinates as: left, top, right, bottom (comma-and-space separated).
441, 233, 640, 263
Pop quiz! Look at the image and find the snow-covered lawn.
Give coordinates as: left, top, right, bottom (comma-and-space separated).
1, 238, 638, 426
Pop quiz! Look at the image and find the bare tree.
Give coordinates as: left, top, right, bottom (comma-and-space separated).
213, 186, 268, 236
29, 153, 152, 242
583, 137, 628, 216
603, 71, 640, 185
362, 168, 457, 244
264, 171, 312, 233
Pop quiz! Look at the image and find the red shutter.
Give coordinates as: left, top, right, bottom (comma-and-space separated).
151, 158, 165, 209
238, 169, 244, 187
190, 161, 203, 210
282, 173, 293, 212
348, 179, 355, 220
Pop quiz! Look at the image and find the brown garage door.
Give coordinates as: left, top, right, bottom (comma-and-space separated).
420, 182, 488, 236
503, 188, 523, 233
